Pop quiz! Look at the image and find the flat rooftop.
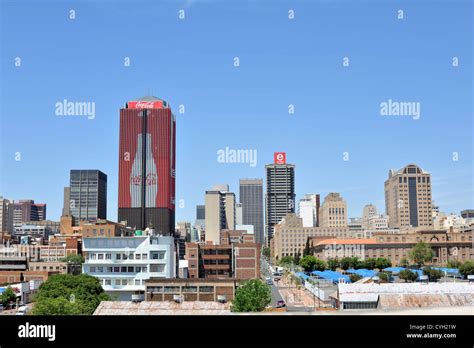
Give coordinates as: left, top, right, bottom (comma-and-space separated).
93, 301, 231, 315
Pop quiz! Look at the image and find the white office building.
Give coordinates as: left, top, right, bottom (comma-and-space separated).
299, 194, 318, 227
82, 236, 176, 301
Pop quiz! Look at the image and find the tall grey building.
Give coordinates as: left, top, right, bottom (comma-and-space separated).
265, 159, 295, 244
239, 179, 264, 244
69, 170, 107, 225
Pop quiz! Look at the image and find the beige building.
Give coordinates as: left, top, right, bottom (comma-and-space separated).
204, 186, 235, 244
385, 164, 433, 230
311, 228, 473, 265
319, 193, 347, 228
271, 213, 350, 263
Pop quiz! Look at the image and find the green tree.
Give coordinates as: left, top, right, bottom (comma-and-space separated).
349, 274, 362, 282
262, 247, 271, 259
375, 258, 392, 270
32, 274, 110, 315
423, 267, 443, 282
361, 258, 376, 270
349, 257, 362, 269
339, 257, 351, 270
299, 255, 326, 272
377, 272, 390, 282
230, 279, 271, 312
1, 286, 17, 306
408, 241, 434, 267
399, 257, 409, 267
399, 269, 418, 283
447, 259, 462, 269
279, 256, 295, 268
299, 255, 317, 272
327, 258, 339, 271
459, 260, 474, 277
61, 254, 85, 264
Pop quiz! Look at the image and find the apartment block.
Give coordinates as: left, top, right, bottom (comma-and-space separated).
186, 230, 260, 280
82, 235, 176, 301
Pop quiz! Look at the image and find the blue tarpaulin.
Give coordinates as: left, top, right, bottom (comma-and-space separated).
346, 268, 377, 278
432, 267, 460, 275
312, 270, 351, 283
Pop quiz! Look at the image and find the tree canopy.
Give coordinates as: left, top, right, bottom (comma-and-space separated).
459, 260, 474, 277
32, 274, 109, 315
409, 241, 434, 267
299, 255, 326, 272
399, 269, 418, 283
1, 286, 17, 306
230, 279, 271, 312
61, 254, 85, 264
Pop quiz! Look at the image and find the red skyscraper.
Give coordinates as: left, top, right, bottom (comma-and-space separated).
118, 96, 176, 234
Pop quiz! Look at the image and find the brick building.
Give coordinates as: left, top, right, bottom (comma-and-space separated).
186, 230, 260, 280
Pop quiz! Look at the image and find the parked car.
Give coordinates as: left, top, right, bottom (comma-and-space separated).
276, 300, 286, 308
265, 277, 273, 285
17, 305, 29, 315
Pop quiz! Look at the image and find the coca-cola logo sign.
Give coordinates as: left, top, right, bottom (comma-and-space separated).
128, 101, 164, 109
130, 173, 157, 186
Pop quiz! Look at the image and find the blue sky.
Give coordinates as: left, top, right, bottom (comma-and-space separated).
1, 0, 472, 223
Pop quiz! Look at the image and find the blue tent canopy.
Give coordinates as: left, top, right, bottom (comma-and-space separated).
312, 270, 351, 283
384, 267, 405, 273
432, 267, 460, 275
346, 268, 377, 278
295, 272, 310, 280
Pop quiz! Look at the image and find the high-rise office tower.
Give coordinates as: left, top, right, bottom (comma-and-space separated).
239, 178, 264, 244
196, 205, 205, 220
205, 185, 235, 244
69, 170, 107, 225
118, 96, 176, 234
0, 197, 14, 234
385, 164, 433, 230
319, 193, 347, 228
298, 194, 320, 227
12, 200, 47, 228
265, 153, 295, 243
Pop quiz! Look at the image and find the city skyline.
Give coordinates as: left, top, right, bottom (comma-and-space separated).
1, 0, 472, 223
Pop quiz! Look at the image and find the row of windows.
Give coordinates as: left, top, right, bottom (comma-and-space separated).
88, 264, 166, 273
102, 279, 143, 286
88, 252, 165, 261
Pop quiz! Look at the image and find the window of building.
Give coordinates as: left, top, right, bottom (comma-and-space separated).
135, 254, 141, 260
105, 279, 111, 286
121, 266, 126, 272
115, 279, 121, 286
116, 254, 121, 260
150, 264, 165, 273
98, 254, 104, 260
114, 266, 120, 272
128, 266, 134, 272
98, 266, 103, 273
135, 280, 140, 286
90, 267, 96, 273
142, 254, 148, 260
106, 253, 111, 260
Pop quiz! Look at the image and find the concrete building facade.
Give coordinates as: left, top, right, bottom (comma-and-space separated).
385, 164, 433, 230
319, 193, 348, 228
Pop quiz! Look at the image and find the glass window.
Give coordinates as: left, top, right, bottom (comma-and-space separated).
90, 266, 96, 273
106, 253, 111, 260
98, 254, 104, 260
105, 279, 111, 286
116, 254, 121, 260
142, 254, 148, 260
135, 254, 141, 260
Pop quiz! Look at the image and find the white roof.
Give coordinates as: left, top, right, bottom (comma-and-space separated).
338, 282, 474, 295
